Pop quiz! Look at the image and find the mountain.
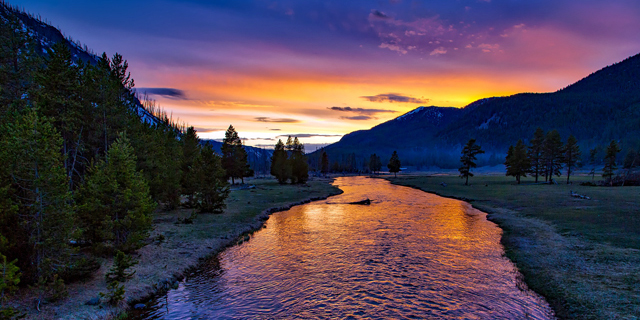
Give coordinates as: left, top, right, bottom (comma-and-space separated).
1, 3, 277, 172
313, 53, 640, 170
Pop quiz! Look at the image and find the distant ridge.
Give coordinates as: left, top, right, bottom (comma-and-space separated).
312, 52, 640, 169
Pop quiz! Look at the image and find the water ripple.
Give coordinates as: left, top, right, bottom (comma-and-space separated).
131, 177, 555, 319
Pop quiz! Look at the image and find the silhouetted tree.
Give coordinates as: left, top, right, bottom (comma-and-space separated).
320, 151, 329, 176
369, 153, 382, 175
563, 135, 581, 184
290, 137, 309, 184
543, 130, 564, 184
505, 140, 529, 184
270, 139, 289, 184
527, 128, 545, 183
388, 151, 401, 178
459, 139, 484, 185
603, 140, 621, 185
221, 125, 251, 184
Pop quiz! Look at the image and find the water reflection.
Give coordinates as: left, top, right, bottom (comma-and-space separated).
132, 176, 554, 319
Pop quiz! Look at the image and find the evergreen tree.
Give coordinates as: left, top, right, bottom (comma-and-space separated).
77, 133, 155, 253
270, 139, 290, 184
195, 144, 229, 213
563, 135, 581, 184
505, 140, 529, 184
369, 153, 382, 174
543, 130, 564, 184
221, 125, 251, 184
387, 151, 401, 178
0, 110, 73, 285
34, 42, 87, 188
181, 126, 201, 207
527, 128, 545, 183
602, 140, 621, 185
459, 139, 484, 185
290, 137, 309, 184
320, 151, 329, 176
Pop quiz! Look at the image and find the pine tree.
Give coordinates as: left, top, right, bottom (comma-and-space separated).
221, 125, 251, 184
505, 140, 529, 184
368, 153, 382, 174
181, 126, 201, 207
564, 135, 581, 184
603, 140, 621, 186
34, 42, 87, 188
459, 139, 484, 185
290, 137, 309, 184
320, 151, 329, 176
195, 144, 229, 213
77, 133, 155, 253
270, 139, 290, 184
387, 151, 401, 178
543, 130, 564, 184
527, 128, 545, 183
0, 110, 73, 285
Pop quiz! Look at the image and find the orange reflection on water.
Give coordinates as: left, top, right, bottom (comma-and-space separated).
134, 176, 554, 319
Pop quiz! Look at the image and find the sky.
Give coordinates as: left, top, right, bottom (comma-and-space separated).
12, 0, 640, 149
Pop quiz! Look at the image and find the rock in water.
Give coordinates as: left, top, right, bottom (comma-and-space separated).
349, 199, 371, 205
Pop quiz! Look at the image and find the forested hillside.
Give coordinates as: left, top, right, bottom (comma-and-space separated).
0, 1, 230, 308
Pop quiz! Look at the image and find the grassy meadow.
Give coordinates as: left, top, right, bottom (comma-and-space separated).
385, 173, 640, 319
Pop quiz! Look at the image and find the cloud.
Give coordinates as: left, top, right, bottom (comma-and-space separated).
429, 47, 447, 56
193, 127, 225, 133
137, 87, 186, 99
360, 93, 429, 104
277, 133, 343, 138
370, 9, 389, 19
379, 42, 407, 54
254, 117, 301, 123
328, 106, 397, 115
341, 115, 373, 120
269, 128, 282, 131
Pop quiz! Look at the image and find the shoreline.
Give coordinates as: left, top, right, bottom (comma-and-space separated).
17, 178, 343, 320
382, 174, 640, 319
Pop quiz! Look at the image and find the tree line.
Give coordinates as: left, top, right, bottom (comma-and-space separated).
503, 128, 630, 185
0, 17, 232, 312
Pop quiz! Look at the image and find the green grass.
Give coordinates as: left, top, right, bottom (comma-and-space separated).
385, 173, 640, 319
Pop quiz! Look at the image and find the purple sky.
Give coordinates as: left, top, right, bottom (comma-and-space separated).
12, 0, 640, 147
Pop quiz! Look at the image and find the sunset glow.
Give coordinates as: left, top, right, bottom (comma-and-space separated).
13, 0, 640, 147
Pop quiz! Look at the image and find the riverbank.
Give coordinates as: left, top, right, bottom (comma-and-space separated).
383, 174, 640, 319
15, 177, 342, 320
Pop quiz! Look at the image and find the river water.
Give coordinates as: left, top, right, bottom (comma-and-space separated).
131, 176, 554, 319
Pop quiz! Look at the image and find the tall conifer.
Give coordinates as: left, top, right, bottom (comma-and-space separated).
564, 135, 581, 184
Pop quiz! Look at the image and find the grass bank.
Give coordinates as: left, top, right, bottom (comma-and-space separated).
384, 174, 640, 319
17, 177, 341, 320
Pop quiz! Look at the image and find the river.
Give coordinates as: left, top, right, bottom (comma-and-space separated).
131, 176, 554, 319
